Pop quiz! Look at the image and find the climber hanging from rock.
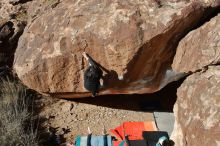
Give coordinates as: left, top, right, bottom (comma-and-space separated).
82, 52, 103, 97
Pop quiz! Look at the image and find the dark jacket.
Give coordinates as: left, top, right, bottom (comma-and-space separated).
84, 64, 103, 96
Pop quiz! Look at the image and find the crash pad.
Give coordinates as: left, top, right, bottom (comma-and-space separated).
75, 135, 112, 146
110, 121, 157, 141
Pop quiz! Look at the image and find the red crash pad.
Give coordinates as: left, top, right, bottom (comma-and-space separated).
110, 121, 157, 146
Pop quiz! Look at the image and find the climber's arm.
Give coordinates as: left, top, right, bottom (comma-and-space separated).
82, 52, 97, 66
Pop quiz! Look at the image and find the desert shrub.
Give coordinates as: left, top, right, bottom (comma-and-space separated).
0, 78, 39, 146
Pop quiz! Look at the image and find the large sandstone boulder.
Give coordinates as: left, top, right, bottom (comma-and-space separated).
171, 66, 220, 146
171, 13, 220, 146
13, 0, 219, 98
172, 14, 220, 73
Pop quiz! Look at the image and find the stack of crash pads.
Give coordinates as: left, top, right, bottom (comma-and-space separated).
75, 121, 170, 146
110, 121, 169, 146
110, 121, 158, 146
110, 121, 157, 141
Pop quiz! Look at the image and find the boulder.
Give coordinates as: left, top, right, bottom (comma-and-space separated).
172, 14, 220, 73
26, 0, 61, 20
171, 13, 220, 146
171, 66, 220, 146
13, 0, 219, 97
0, 1, 26, 68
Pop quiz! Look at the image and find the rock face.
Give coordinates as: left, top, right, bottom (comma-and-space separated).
171, 14, 220, 146
0, 20, 25, 67
172, 14, 220, 73
0, 0, 26, 69
13, 0, 219, 97
171, 66, 220, 146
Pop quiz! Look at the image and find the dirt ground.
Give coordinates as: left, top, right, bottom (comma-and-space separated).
35, 79, 182, 145
38, 95, 154, 143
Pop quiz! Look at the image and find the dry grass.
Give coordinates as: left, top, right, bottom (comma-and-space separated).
0, 78, 39, 146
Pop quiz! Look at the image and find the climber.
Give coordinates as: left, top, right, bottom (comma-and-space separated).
82, 52, 103, 97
